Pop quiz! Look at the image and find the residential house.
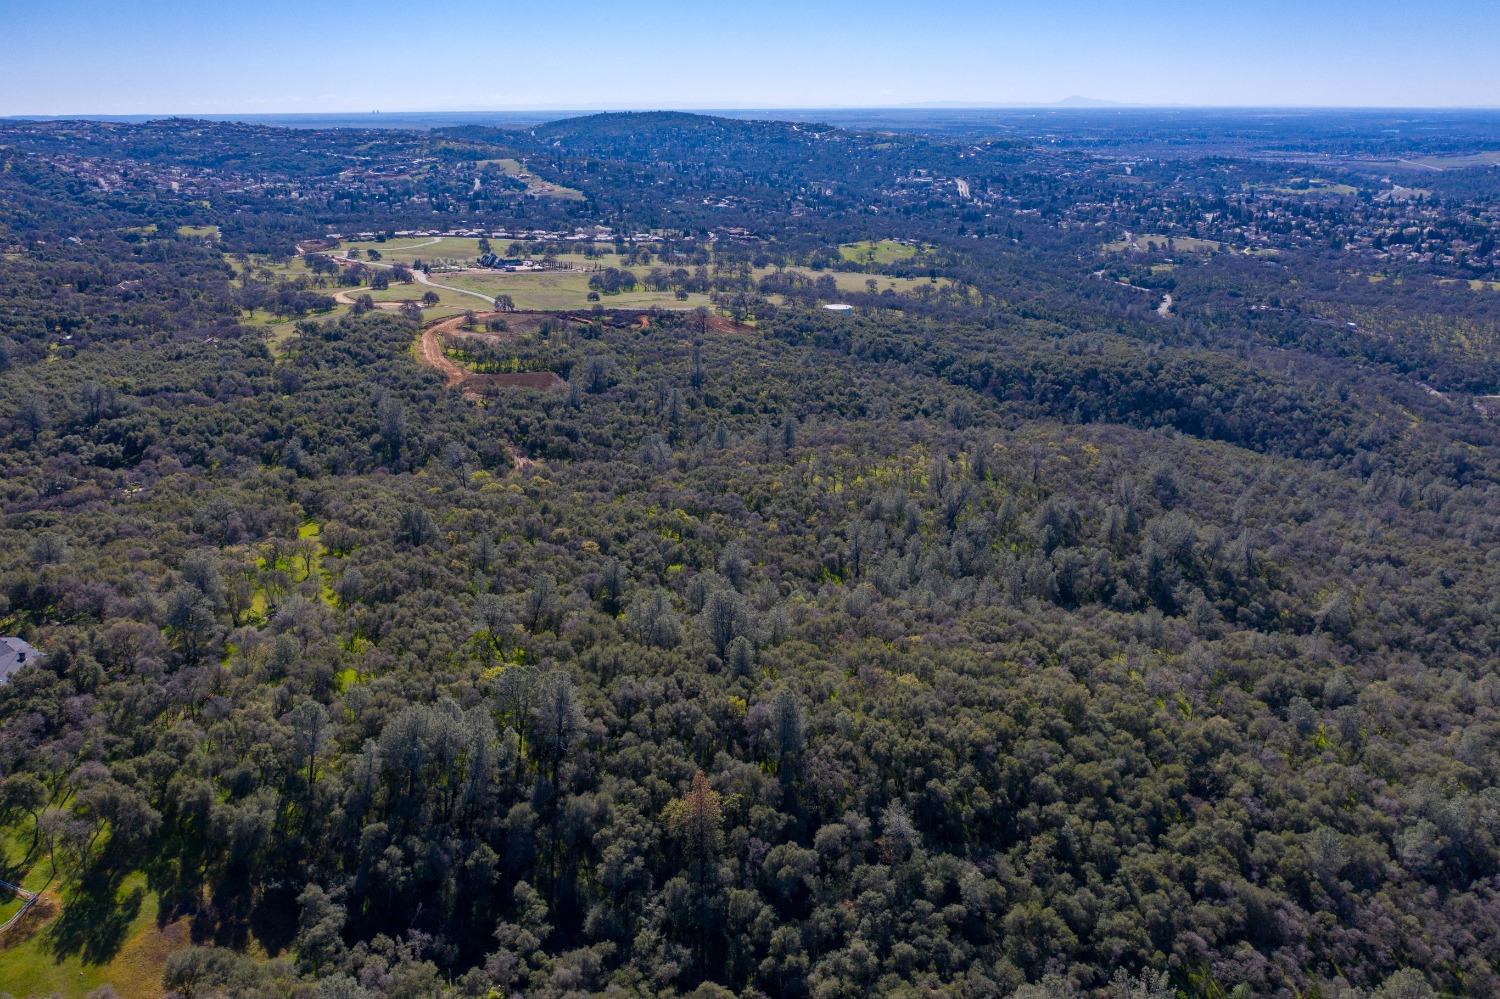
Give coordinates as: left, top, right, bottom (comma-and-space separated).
0, 638, 40, 684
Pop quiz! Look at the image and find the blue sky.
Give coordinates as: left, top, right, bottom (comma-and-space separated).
4, 0, 1497, 113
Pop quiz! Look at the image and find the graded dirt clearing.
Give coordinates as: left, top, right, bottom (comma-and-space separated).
445, 312, 569, 342
420, 314, 473, 388
468, 371, 569, 392
418, 312, 570, 398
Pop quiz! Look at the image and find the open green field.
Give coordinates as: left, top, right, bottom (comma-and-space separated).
444, 270, 714, 311
342, 240, 625, 269
442, 265, 948, 312
0, 825, 51, 919
477, 158, 586, 200
0, 873, 182, 999
803, 268, 947, 296
248, 290, 472, 356
1259, 179, 1358, 196
1405, 150, 1500, 170
0, 826, 185, 998
176, 224, 221, 239
359, 283, 481, 315
1438, 277, 1500, 292
1102, 233, 1279, 257
234, 253, 324, 284
237, 299, 351, 357
338, 236, 483, 266
839, 239, 925, 265
1103, 233, 1225, 253
237, 301, 340, 346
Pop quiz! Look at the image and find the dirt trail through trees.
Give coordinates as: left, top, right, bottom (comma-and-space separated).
420, 314, 472, 388
416, 313, 539, 471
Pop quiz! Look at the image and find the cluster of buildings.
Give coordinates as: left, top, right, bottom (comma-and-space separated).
325, 225, 663, 244
478, 253, 551, 272
1043, 161, 1500, 278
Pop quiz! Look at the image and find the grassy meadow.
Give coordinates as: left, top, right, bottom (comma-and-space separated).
839, 239, 926, 265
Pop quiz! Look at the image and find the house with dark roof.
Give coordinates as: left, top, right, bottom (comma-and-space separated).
0, 638, 40, 683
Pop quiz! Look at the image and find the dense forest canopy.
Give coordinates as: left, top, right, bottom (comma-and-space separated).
0, 108, 1498, 999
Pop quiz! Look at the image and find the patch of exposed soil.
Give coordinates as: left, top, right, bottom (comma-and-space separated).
468, 371, 568, 392
0, 890, 57, 947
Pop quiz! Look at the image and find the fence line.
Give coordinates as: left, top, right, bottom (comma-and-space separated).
0, 878, 40, 936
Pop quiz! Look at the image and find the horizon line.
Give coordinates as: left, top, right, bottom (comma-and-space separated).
7, 102, 1500, 119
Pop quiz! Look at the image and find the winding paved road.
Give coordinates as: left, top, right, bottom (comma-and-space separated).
336, 244, 496, 306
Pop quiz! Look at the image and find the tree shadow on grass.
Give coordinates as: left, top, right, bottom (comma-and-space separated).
46, 870, 143, 965
142, 850, 209, 930
140, 847, 294, 956
0, 827, 40, 887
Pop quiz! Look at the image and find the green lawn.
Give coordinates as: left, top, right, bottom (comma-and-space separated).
293, 244, 950, 314
1260, 179, 1358, 196
1100, 233, 1280, 258
339, 236, 483, 266
238, 303, 351, 358
298, 520, 340, 607
839, 239, 925, 265
1103, 233, 1226, 253
773, 267, 946, 296
1437, 278, 1500, 292
233, 253, 324, 285
0, 872, 184, 999
1406, 150, 1500, 170
445, 263, 944, 311
0, 825, 48, 924
360, 283, 481, 314
176, 224, 221, 239
443, 270, 713, 311
0, 826, 185, 999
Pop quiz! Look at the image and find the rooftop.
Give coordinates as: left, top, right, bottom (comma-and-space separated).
0, 637, 40, 683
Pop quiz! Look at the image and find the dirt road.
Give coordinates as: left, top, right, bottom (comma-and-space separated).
420, 313, 472, 387
416, 312, 539, 471
409, 268, 495, 305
